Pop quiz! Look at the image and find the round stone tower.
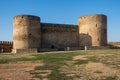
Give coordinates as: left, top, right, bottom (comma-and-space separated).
78, 14, 107, 47
13, 15, 41, 53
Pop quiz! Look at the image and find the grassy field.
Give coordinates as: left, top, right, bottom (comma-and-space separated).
0, 49, 120, 80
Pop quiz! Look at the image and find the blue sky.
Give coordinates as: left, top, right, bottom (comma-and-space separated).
0, 0, 120, 42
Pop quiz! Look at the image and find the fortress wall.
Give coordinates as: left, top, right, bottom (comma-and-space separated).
12, 14, 108, 53
13, 15, 41, 53
0, 41, 13, 53
41, 23, 79, 49
78, 14, 107, 47
108, 42, 120, 48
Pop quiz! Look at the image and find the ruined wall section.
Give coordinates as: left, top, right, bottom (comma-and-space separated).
0, 41, 13, 53
13, 15, 41, 53
78, 14, 107, 46
41, 23, 79, 49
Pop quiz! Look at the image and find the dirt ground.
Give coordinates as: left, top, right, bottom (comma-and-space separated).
0, 50, 120, 80
60, 54, 120, 80
0, 62, 47, 80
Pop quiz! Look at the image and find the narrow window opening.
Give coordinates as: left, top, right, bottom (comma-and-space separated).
97, 38, 99, 41
96, 24, 97, 27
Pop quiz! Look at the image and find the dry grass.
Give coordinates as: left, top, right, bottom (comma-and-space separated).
0, 62, 44, 80
73, 55, 88, 60
60, 49, 120, 80
0, 49, 120, 80
60, 62, 120, 80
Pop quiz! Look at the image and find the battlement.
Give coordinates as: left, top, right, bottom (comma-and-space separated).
14, 15, 40, 21
78, 14, 107, 20
41, 23, 78, 32
0, 41, 13, 45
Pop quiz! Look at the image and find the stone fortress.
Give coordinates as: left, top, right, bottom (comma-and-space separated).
11, 14, 107, 53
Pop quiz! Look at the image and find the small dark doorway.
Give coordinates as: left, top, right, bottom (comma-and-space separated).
51, 45, 55, 49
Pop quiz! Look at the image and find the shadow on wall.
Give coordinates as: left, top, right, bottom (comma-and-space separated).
79, 33, 92, 47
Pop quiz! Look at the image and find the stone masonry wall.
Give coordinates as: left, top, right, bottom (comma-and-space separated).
0, 41, 13, 53
13, 15, 41, 53
12, 14, 108, 53
41, 23, 79, 49
78, 14, 107, 47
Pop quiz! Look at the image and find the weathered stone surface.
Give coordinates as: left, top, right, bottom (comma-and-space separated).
12, 14, 108, 53
41, 23, 79, 49
0, 41, 13, 53
78, 14, 107, 47
13, 15, 41, 53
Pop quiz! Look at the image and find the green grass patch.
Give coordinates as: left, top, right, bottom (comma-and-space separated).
0, 57, 36, 64
48, 69, 71, 80
32, 52, 81, 80
74, 60, 89, 65
87, 56, 100, 62
0, 51, 81, 64
103, 76, 117, 80
0, 59, 10, 64
34, 64, 72, 80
